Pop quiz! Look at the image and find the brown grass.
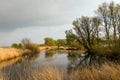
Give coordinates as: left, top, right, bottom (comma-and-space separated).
69, 62, 120, 80
0, 46, 57, 61
32, 66, 64, 80
0, 62, 120, 80
0, 48, 23, 61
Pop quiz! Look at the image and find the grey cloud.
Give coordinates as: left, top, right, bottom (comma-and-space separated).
0, 0, 120, 31
0, 0, 60, 30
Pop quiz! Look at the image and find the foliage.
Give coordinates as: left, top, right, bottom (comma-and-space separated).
21, 38, 40, 53
65, 30, 81, 49
66, 1, 120, 55
56, 39, 66, 47
96, 2, 120, 47
72, 16, 100, 51
24, 44, 40, 53
44, 37, 57, 46
11, 43, 22, 49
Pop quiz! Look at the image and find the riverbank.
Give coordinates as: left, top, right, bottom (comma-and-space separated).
0, 46, 49, 61
0, 46, 85, 61
0, 46, 55, 61
0, 48, 24, 61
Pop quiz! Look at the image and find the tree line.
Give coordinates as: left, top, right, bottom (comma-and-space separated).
44, 37, 81, 49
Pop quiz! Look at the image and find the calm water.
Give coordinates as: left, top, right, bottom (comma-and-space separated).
0, 50, 89, 79
1, 50, 87, 69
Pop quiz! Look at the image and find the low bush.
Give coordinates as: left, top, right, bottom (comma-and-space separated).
91, 44, 120, 56
24, 44, 40, 53
11, 43, 22, 49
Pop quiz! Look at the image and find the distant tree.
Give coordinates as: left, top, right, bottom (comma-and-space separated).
21, 38, 39, 53
57, 39, 66, 47
11, 43, 22, 49
96, 2, 120, 47
44, 37, 57, 46
21, 38, 31, 46
24, 43, 40, 53
96, 2, 110, 45
18, 43, 22, 48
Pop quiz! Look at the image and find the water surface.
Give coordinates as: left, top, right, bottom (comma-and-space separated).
0, 50, 88, 79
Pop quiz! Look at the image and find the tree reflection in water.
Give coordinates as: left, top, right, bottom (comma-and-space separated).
0, 52, 43, 80
45, 50, 56, 58
0, 50, 105, 80
67, 52, 102, 73
1, 58, 32, 80
24, 52, 40, 60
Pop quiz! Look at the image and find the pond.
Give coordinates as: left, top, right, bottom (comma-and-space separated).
0, 50, 91, 79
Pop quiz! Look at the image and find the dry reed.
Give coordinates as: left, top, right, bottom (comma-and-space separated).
0, 48, 23, 61
0, 61, 120, 80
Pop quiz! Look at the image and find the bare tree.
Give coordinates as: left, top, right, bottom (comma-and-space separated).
21, 38, 31, 46
96, 2, 120, 47
92, 17, 101, 44
66, 1, 120, 54
72, 16, 96, 53
96, 2, 111, 46
108, 2, 119, 47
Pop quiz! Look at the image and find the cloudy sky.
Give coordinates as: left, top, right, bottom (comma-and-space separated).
0, 0, 120, 46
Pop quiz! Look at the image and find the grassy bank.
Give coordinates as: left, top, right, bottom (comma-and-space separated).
68, 62, 120, 80
0, 61, 120, 80
0, 46, 57, 61
0, 48, 24, 61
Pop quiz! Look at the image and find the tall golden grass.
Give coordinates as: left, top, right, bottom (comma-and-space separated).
0, 61, 120, 80
0, 48, 23, 61
68, 62, 120, 80
0, 46, 57, 61
32, 66, 64, 80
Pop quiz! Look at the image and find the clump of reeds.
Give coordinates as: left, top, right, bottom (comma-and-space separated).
91, 44, 120, 56
23, 44, 40, 53
68, 62, 120, 80
0, 48, 23, 61
1, 62, 120, 80
32, 66, 64, 80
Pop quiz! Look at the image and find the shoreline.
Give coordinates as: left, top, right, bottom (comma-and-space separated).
0, 46, 85, 61
0, 48, 24, 61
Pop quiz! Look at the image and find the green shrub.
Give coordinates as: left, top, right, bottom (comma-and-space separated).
24, 44, 40, 53
11, 43, 22, 49
44, 37, 57, 46
91, 44, 120, 56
